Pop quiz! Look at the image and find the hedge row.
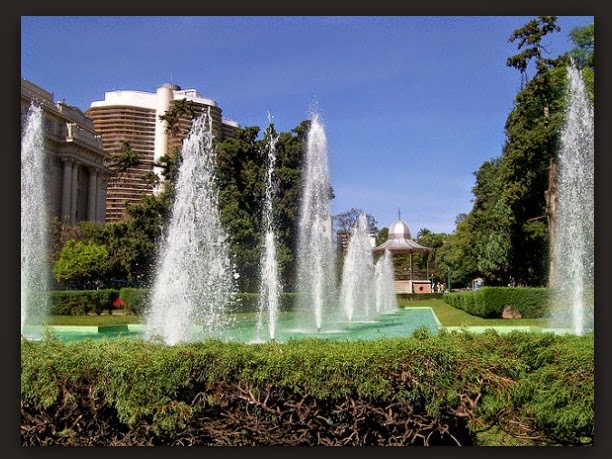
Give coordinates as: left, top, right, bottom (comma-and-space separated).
443, 287, 550, 318
397, 293, 444, 301
49, 290, 120, 316
50, 289, 300, 316
20, 330, 593, 446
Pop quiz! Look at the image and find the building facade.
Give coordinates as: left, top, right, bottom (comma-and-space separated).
21, 78, 109, 225
86, 83, 241, 222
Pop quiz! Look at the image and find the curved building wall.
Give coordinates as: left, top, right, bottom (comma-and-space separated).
86, 83, 242, 222
86, 104, 156, 222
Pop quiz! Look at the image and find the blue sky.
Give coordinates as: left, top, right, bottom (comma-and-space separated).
21, 15, 594, 234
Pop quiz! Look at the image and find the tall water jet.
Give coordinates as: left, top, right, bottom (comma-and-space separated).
340, 213, 374, 322
256, 120, 282, 342
374, 249, 398, 313
147, 111, 236, 345
21, 104, 50, 338
549, 64, 594, 335
296, 113, 337, 331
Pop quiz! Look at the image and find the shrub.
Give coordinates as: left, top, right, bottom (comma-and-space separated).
112, 290, 299, 316
20, 330, 593, 446
228, 292, 298, 314
444, 287, 550, 318
119, 288, 150, 315
49, 289, 120, 316
397, 293, 444, 301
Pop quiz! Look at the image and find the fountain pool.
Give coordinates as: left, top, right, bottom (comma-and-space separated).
37, 307, 443, 344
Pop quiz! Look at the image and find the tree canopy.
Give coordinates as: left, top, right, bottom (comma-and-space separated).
442, 19, 595, 288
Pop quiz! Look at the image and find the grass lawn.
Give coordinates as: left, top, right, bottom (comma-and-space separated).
398, 298, 549, 328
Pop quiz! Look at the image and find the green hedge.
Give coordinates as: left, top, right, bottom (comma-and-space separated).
118, 288, 150, 315
229, 292, 298, 313
49, 289, 120, 315
20, 330, 593, 446
397, 293, 444, 301
115, 289, 299, 316
443, 287, 550, 318
49, 289, 300, 317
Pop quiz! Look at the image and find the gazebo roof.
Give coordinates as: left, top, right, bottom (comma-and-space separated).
372, 219, 432, 254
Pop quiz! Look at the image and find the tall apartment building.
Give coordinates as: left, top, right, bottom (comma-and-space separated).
21, 78, 109, 225
86, 83, 241, 222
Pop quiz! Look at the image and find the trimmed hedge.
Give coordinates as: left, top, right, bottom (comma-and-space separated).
397, 293, 444, 301
49, 289, 120, 316
116, 289, 299, 316
444, 287, 550, 318
50, 289, 300, 317
229, 292, 298, 314
20, 330, 593, 446
119, 288, 150, 315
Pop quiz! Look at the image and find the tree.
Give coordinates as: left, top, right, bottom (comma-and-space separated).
214, 121, 310, 292
435, 218, 478, 289
53, 240, 110, 289
506, 16, 561, 89
375, 227, 389, 246
333, 208, 378, 234
414, 229, 449, 283
158, 98, 196, 137
106, 141, 140, 180
568, 23, 594, 70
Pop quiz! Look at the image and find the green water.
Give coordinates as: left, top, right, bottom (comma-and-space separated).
30, 307, 443, 343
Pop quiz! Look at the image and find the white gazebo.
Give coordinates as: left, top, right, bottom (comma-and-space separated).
372, 217, 432, 293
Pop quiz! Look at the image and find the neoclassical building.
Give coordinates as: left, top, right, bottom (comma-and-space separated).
21, 78, 109, 225
86, 83, 241, 222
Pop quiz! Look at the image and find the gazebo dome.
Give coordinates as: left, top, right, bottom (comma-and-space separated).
388, 219, 412, 240
372, 218, 431, 254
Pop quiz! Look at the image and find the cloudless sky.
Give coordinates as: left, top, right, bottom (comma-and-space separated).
21, 15, 594, 235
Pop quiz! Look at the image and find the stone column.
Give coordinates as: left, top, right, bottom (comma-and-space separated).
70, 161, 79, 225
87, 167, 98, 221
60, 157, 73, 222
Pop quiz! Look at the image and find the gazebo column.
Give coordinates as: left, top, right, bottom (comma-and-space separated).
409, 253, 413, 281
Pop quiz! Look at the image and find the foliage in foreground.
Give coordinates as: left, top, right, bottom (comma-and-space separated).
21, 330, 593, 446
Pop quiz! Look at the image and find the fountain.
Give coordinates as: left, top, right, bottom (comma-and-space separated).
146, 110, 237, 345
549, 64, 594, 336
21, 103, 50, 338
256, 119, 282, 342
295, 113, 337, 332
26, 105, 440, 345
340, 213, 375, 322
374, 249, 398, 314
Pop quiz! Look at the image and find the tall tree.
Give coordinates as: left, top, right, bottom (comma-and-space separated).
504, 16, 569, 285
333, 208, 378, 234
568, 23, 594, 70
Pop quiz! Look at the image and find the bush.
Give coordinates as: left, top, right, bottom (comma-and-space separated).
112, 290, 299, 316
119, 288, 150, 315
444, 287, 550, 318
50, 289, 120, 316
397, 293, 444, 301
228, 292, 298, 314
20, 330, 593, 446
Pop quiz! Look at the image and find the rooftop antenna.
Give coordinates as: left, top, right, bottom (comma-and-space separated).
398, 208, 401, 220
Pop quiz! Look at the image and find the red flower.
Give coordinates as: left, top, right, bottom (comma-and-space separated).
113, 298, 125, 309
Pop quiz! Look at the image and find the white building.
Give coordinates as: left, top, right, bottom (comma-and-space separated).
86, 83, 241, 222
21, 78, 109, 224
